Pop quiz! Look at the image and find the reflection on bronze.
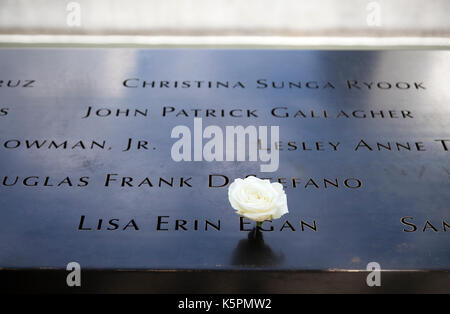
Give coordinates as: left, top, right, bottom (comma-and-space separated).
231, 227, 284, 267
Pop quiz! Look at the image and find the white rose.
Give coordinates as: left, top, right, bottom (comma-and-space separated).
228, 176, 288, 222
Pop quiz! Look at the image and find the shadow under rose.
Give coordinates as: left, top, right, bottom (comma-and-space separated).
231, 227, 284, 267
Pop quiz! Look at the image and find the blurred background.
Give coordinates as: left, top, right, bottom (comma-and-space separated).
0, 0, 449, 48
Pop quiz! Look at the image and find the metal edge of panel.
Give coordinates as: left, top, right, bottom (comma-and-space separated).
0, 269, 449, 293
